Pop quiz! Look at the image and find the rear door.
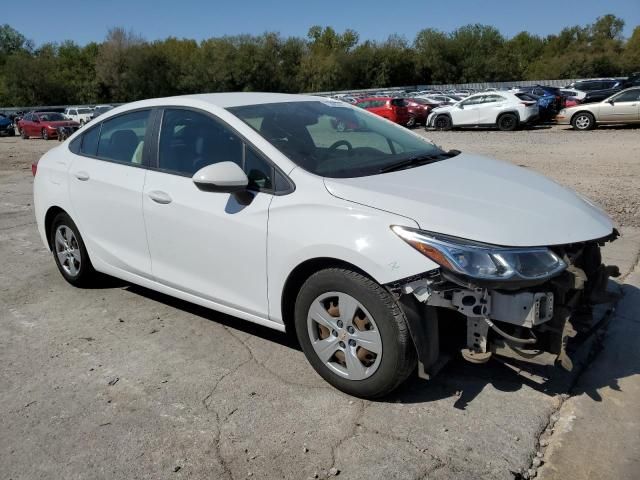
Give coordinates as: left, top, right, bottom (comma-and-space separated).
477, 94, 508, 124
67, 109, 153, 278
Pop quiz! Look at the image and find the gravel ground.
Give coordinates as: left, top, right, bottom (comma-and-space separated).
0, 127, 638, 480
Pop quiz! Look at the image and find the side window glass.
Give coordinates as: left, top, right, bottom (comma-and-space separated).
244, 146, 273, 191
80, 125, 100, 156
97, 110, 150, 164
158, 108, 242, 176
613, 90, 639, 102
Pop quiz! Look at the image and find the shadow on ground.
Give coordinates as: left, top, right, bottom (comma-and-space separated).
109, 278, 640, 411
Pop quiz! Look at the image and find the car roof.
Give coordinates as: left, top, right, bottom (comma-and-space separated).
177, 92, 323, 108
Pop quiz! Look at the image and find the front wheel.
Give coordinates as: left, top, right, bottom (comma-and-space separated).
571, 112, 596, 131
433, 115, 452, 131
41, 128, 50, 140
295, 268, 416, 398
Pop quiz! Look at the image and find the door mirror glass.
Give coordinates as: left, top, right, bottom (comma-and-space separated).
192, 161, 248, 192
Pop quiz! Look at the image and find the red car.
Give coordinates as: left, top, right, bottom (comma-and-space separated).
17, 111, 80, 140
355, 97, 411, 125
404, 98, 436, 126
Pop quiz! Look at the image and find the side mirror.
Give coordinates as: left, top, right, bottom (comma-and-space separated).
607, 99, 615, 105
192, 161, 248, 193
457, 104, 464, 109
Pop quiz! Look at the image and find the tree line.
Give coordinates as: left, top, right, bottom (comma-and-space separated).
0, 14, 638, 107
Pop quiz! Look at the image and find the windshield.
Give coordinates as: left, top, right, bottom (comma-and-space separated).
38, 113, 65, 121
228, 101, 444, 178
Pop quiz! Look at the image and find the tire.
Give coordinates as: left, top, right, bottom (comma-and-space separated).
497, 113, 518, 131
41, 128, 49, 140
295, 268, 416, 398
8, 128, 15, 137
406, 117, 416, 128
433, 115, 452, 131
571, 112, 596, 131
21, 128, 28, 139
50, 212, 96, 287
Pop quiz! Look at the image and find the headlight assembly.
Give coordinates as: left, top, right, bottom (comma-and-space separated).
391, 226, 566, 281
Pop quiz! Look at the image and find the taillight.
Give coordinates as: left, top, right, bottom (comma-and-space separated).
31, 161, 38, 176
521, 101, 536, 106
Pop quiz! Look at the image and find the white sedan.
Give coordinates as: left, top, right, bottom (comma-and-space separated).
34, 92, 618, 397
426, 91, 539, 131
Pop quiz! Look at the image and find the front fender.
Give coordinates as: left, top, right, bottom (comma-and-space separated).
266, 173, 438, 324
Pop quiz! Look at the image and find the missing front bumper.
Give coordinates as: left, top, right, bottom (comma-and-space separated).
390, 237, 620, 377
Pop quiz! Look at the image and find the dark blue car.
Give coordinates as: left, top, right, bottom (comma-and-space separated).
516, 86, 566, 121
0, 114, 15, 136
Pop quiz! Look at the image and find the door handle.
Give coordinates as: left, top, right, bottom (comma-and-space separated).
73, 171, 90, 181
148, 190, 172, 204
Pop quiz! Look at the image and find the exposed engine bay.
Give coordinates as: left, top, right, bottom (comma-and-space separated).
388, 232, 620, 378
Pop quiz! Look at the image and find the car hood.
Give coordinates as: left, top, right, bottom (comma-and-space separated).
323, 153, 613, 247
430, 105, 455, 114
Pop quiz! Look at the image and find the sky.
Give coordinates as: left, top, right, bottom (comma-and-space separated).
4, 0, 640, 46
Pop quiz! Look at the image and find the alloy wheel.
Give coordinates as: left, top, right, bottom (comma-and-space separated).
575, 115, 591, 130
307, 292, 382, 380
54, 225, 81, 276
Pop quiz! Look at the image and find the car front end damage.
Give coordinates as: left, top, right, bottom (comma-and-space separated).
386, 228, 620, 378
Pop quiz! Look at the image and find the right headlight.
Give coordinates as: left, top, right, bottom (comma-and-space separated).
391, 226, 566, 281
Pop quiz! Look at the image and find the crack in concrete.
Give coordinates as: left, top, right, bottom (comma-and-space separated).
223, 325, 331, 391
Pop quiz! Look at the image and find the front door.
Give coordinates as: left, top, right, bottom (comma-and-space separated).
142, 108, 273, 318
599, 89, 640, 122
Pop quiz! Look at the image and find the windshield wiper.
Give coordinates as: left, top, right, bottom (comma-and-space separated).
379, 150, 460, 173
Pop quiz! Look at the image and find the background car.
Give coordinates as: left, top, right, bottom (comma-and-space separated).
91, 105, 115, 120
17, 112, 80, 140
404, 98, 435, 126
354, 97, 411, 125
427, 92, 539, 131
64, 107, 94, 125
417, 94, 463, 105
556, 87, 640, 130
565, 79, 623, 103
0, 113, 15, 137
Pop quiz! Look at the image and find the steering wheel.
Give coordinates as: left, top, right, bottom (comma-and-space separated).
327, 140, 353, 156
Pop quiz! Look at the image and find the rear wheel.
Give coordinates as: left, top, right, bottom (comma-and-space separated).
41, 128, 49, 140
571, 112, 596, 131
497, 113, 518, 131
50, 212, 95, 287
433, 115, 452, 131
21, 128, 28, 139
295, 268, 416, 398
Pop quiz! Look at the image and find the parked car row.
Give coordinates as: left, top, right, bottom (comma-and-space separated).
12, 104, 115, 141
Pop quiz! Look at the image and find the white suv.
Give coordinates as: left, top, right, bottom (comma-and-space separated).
427, 92, 539, 131
63, 107, 94, 125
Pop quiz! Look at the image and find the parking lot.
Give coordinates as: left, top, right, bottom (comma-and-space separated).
1, 125, 639, 480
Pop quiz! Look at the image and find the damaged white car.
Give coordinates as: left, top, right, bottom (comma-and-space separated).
33, 93, 619, 398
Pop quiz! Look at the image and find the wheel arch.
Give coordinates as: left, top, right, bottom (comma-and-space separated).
44, 206, 68, 250
280, 257, 374, 336
570, 110, 596, 124
496, 110, 520, 123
